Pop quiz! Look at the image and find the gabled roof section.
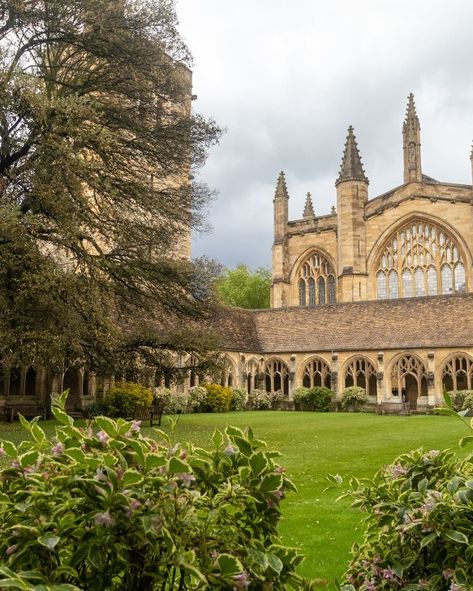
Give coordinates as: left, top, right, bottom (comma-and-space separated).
335, 126, 369, 186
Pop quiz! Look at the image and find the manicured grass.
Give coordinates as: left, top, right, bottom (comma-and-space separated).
0, 412, 469, 588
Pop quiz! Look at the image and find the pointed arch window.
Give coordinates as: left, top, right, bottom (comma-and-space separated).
376, 220, 466, 299
297, 252, 336, 306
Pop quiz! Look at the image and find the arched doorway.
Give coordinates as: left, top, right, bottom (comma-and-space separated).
63, 368, 82, 412
391, 355, 428, 410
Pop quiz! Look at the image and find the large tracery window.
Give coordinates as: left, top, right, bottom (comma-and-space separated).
265, 359, 289, 397
344, 358, 377, 398
376, 221, 466, 299
298, 252, 336, 306
302, 357, 331, 389
442, 355, 473, 392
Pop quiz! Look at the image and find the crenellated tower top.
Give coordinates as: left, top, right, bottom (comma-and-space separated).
335, 126, 369, 186
403, 93, 422, 183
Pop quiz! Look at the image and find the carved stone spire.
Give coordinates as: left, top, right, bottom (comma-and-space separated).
274, 170, 289, 200
403, 93, 422, 183
335, 126, 369, 186
303, 192, 315, 218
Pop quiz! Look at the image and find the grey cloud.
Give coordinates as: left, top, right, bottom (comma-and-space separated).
177, 0, 473, 268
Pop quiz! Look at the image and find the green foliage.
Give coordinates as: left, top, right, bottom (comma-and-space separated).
106, 382, 153, 418
447, 390, 473, 412
0, 393, 308, 590
0, 0, 221, 367
214, 264, 272, 309
294, 387, 334, 412
340, 392, 473, 590
247, 389, 273, 410
187, 386, 207, 412
340, 446, 473, 590
202, 383, 233, 413
154, 388, 186, 414
231, 388, 248, 411
341, 386, 368, 409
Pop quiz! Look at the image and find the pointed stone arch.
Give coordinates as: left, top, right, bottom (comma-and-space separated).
300, 355, 331, 389
389, 353, 428, 410
290, 247, 337, 306
342, 355, 377, 398
368, 213, 472, 299
218, 355, 237, 388
245, 357, 261, 393
441, 353, 473, 392
264, 357, 289, 397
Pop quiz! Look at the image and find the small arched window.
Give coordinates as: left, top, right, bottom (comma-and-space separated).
327, 276, 336, 304
308, 277, 316, 306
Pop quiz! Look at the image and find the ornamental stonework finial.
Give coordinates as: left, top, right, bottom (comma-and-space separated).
335, 126, 369, 186
302, 192, 315, 218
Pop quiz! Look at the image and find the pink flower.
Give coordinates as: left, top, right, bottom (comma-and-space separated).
97, 431, 109, 444
389, 463, 408, 479
450, 584, 461, 591
6, 544, 18, 556
176, 472, 195, 487
52, 442, 65, 456
179, 450, 187, 460
233, 571, 250, 590
94, 510, 114, 526
443, 569, 454, 580
224, 445, 236, 456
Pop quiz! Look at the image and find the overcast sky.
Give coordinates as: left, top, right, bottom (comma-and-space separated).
175, 0, 473, 269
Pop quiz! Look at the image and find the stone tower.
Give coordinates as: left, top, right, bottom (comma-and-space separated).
336, 126, 369, 302
271, 171, 289, 307
403, 93, 422, 184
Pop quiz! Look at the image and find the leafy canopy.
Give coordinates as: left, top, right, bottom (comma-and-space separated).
214, 264, 271, 309
0, 0, 221, 366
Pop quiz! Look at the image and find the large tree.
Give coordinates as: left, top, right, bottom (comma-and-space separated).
214, 264, 272, 309
0, 0, 221, 367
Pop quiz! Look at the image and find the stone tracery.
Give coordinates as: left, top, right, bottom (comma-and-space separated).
298, 252, 336, 306
376, 220, 466, 299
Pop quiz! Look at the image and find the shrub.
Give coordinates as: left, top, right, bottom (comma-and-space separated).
154, 387, 186, 414
340, 386, 367, 410
294, 386, 334, 412
231, 387, 248, 411
0, 392, 311, 590
247, 389, 272, 410
203, 383, 232, 413
105, 381, 153, 417
187, 385, 207, 412
84, 402, 110, 418
448, 389, 473, 412
339, 447, 473, 590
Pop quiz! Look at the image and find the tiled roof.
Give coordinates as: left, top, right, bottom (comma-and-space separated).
216, 294, 473, 353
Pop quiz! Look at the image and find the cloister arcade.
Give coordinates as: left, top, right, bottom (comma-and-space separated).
1, 350, 472, 413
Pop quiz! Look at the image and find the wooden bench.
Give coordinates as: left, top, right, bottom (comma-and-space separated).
129, 401, 165, 427
4, 404, 47, 423
377, 402, 410, 415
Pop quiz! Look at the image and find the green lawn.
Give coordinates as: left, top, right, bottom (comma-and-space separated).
0, 411, 469, 588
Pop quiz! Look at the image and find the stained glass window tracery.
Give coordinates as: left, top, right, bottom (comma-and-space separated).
376, 221, 465, 299
297, 252, 336, 306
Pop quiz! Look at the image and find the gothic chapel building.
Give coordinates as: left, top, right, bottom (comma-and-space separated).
217, 94, 473, 411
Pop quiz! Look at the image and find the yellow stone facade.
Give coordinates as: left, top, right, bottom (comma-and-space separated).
217, 94, 473, 412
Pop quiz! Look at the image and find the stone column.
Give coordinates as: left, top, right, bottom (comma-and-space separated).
288, 354, 296, 401
376, 352, 385, 404
427, 351, 437, 407
331, 353, 340, 400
